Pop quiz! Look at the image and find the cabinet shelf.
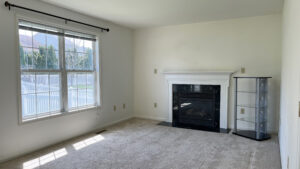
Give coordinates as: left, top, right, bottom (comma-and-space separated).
234, 77, 271, 141
237, 118, 255, 123
237, 105, 266, 109
237, 91, 267, 94
237, 91, 256, 93
237, 118, 267, 124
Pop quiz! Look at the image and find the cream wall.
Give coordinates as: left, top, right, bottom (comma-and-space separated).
280, 0, 300, 168
0, 0, 133, 162
133, 15, 282, 132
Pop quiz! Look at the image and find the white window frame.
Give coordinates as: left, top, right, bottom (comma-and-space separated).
15, 14, 102, 124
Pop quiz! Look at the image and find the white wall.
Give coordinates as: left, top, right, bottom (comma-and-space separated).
0, 0, 133, 162
133, 15, 282, 132
279, 0, 300, 168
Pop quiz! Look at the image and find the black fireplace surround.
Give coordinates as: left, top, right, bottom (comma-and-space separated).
172, 84, 221, 131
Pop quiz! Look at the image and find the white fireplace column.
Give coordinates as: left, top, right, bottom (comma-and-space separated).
163, 70, 233, 129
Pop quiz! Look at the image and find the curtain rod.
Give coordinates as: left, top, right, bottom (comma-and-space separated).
4, 1, 110, 32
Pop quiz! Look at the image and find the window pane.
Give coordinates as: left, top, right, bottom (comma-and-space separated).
19, 29, 33, 47
22, 94, 36, 117
87, 73, 95, 105
66, 52, 86, 70
50, 91, 60, 112
77, 53, 85, 70
78, 89, 87, 106
68, 73, 77, 90
87, 89, 94, 105
86, 49, 93, 70
19, 28, 59, 70
20, 47, 26, 69
33, 48, 47, 69
50, 74, 60, 91
65, 52, 82, 70
65, 37, 93, 70
81, 53, 93, 70
36, 73, 49, 93
68, 73, 78, 109
84, 40, 92, 52
21, 72, 62, 118
72, 52, 80, 70
37, 93, 49, 114
87, 73, 94, 89
65, 52, 93, 70
21, 73, 35, 94
68, 89, 77, 108
77, 74, 86, 89
49, 73, 61, 112
65, 37, 74, 52
47, 50, 59, 69
33, 32, 46, 49
75, 39, 84, 53
67, 73, 95, 109
20, 47, 34, 69
47, 34, 58, 50
65, 52, 73, 69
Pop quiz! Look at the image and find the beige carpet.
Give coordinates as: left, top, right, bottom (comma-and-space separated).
0, 118, 281, 169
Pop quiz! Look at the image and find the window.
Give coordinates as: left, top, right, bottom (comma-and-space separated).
18, 20, 99, 122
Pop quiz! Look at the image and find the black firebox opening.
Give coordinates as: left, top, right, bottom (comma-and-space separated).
172, 84, 220, 131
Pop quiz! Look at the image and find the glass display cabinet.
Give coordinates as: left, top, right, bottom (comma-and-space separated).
233, 77, 271, 141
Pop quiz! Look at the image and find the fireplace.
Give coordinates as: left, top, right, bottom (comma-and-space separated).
172, 84, 220, 131
164, 70, 232, 130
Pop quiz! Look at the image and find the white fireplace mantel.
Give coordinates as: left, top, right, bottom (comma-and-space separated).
163, 70, 233, 129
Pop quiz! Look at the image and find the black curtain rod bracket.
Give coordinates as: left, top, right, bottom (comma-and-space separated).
4, 1, 110, 32
4, 1, 10, 10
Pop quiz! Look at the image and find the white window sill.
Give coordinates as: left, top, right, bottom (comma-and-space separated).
20, 106, 100, 125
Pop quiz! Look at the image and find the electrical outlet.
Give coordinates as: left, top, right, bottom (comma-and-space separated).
241, 67, 245, 74
113, 105, 117, 112
154, 69, 158, 74
154, 102, 157, 108
240, 108, 245, 114
123, 104, 126, 109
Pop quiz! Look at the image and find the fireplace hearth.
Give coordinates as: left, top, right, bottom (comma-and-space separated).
172, 84, 221, 131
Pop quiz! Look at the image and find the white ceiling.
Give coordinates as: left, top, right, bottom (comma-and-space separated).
40, 0, 283, 29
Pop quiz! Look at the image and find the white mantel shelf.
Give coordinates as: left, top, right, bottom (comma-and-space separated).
163, 70, 234, 75
164, 70, 233, 129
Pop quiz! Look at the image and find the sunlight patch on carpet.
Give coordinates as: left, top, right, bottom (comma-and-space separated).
23, 148, 67, 169
73, 134, 104, 150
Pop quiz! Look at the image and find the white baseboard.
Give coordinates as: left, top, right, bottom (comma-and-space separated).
134, 114, 168, 121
